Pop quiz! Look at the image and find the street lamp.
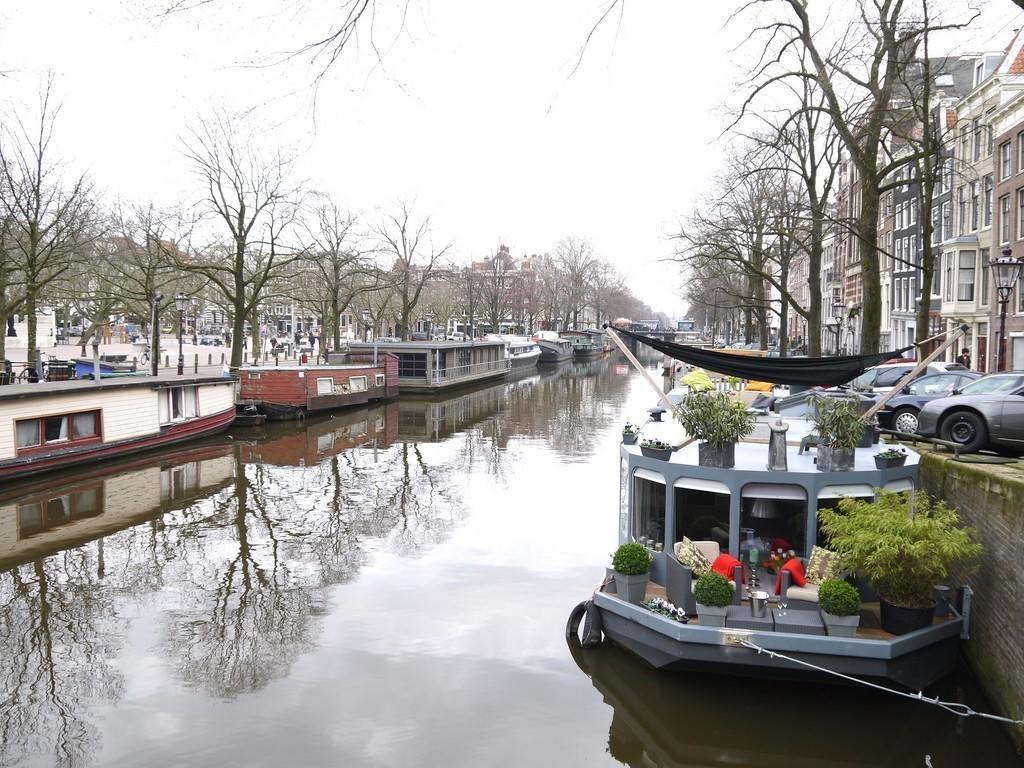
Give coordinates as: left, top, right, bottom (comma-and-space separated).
174, 293, 188, 375
991, 248, 1024, 372
830, 301, 844, 355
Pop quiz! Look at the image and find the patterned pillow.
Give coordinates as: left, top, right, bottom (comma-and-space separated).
675, 537, 713, 576
805, 545, 842, 585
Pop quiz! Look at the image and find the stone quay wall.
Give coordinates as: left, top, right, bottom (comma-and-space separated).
919, 452, 1024, 747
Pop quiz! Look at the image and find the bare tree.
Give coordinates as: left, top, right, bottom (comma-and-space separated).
556, 236, 596, 329
375, 201, 450, 341
479, 245, 516, 334
0, 79, 96, 367
179, 112, 305, 371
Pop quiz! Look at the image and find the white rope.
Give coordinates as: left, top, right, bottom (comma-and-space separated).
738, 639, 1024, 727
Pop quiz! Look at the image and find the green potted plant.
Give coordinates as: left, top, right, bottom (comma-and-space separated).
810, 396, 863, 472
612, 542, 652, 604
639, 437, 673, 461
693, 571, 733, 627
819, 491, 982, 635
874, 446, 907, 469
817, 578, 861, 637
675, 391, 755, 468
622, 422, 641, 445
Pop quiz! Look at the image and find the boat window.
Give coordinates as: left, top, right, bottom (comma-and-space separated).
397, 353, 427, 378
619, 458, 629, 544
317, 377, 334, 395
376, 374, 385, 386
883, 478, 915, 493
44, 416, 68, 442
350, 376, 368, 393
674, 486, 729, 551
73, 412, 98, 438
632, 471, 665, 546
160, 386, 198, 424
16, 420, 40, 448
15, 410, 101, 453
740, 484, 808, 559
816, 486, 874, 548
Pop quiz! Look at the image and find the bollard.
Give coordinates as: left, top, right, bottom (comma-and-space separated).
164, 354, 169, 368
221, 353, 225, 365
194, 355, 198, 373
208, 353, 212, 366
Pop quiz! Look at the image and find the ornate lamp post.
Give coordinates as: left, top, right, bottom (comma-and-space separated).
174, 293, 188, 375
991, 248, 1024, 372
830, 300, 844, 355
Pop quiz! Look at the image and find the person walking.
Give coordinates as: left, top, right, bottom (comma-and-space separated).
957, 348, 971, 369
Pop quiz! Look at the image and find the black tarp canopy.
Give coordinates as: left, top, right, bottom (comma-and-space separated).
608, 326, 915, 387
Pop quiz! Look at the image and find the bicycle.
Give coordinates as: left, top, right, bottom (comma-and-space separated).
15, 354, 74, 383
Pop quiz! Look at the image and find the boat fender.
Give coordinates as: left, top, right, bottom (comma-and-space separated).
582, 600, 603, 648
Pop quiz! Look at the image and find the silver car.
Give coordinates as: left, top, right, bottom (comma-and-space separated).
915, 374, 1024, 453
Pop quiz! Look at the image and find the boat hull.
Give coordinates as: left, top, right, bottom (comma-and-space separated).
538, 341, 573, 362
0, 407, 236, 481
509, 350, 541, 368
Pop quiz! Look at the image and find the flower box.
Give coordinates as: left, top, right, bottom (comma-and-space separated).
640, 445, 673, 461
874, 455, 907, 469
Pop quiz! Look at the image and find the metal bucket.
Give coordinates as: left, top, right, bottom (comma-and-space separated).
750, 590, 770, 618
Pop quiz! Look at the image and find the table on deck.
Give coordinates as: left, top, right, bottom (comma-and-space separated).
725, 604, 775, 631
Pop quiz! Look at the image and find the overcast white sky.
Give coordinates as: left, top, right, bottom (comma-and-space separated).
1, 0, 1021, 318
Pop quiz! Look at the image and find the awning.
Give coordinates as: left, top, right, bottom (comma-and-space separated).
674, 477, 730, 494
634, 468, 666, 484
741, 483, 807, 500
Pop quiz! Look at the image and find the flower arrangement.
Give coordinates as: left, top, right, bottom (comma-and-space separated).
875, 447, 907, 459
639, 437, 672, 451
622, 422, 641, 435
644, 597, 689, 623
762, 547, 797, 574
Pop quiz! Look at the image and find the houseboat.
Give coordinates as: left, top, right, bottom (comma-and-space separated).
583, 328, 611, 353
571, 417, 971, 691
0, 442, 235, 570
0, 375, 236, 482
486, 334, 541, 369
239, 352, 398, 421
560, 330, 603, 359
536, 331, 574, 363
346, 340, 509, 392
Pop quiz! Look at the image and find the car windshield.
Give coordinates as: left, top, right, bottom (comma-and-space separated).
960, 375, 1024, 394
850, 370, 875, 388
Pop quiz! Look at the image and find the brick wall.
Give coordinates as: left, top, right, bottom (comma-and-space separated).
919, 452, 1024, 745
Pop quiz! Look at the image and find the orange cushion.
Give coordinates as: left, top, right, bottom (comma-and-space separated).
775, 558, 806, 595
711, 553, 746, 584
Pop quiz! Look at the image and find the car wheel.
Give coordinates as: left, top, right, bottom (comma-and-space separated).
939, 410, 989, 453
891, 407, 920, 435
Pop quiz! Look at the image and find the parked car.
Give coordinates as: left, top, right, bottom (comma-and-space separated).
410, 332, 429, 341
846, 361, 969, 394
876, 371, 981, 434
915, 373, 1024, 453
446, 332, 466, 342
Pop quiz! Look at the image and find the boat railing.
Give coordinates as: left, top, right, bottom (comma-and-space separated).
435, 359, 510, 380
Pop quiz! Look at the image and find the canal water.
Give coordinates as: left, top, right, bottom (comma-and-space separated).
0, 356, 1019, 767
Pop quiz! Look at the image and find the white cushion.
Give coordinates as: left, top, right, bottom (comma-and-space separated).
694, 541, 721, 563
786, 584, 820, 603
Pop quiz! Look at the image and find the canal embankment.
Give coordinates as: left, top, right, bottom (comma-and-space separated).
919, 450, 1024, 749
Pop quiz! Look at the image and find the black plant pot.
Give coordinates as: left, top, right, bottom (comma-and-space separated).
857, 423, 880, 448
622, 432, 638, 445
879, 598, 935, 635
698, 442, 735, 468
874, 455, 907, 469
640, 445, 673, 461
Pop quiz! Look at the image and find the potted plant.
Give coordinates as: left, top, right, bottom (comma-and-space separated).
693, 571, 733, 627
810, 396, 863, 472
612, 542, 652, 604
817, 579, 861, 637
622, 422, 641, 445
874, 446, 908, 469
819, 491, 982, 635
639, 437, 674, 461
675, 391, 755, 468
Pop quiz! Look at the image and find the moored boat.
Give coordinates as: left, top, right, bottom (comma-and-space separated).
0, 375, 236, 481
560, 330, 602, 359
536, 331, 573, 363
486, 334, 541, 369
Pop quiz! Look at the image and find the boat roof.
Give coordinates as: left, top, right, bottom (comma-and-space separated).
0, 374, 232, 401
348, 340, 505, 351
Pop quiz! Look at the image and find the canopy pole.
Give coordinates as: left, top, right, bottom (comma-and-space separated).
605, 327, 676, 412
860, 324, 970, 424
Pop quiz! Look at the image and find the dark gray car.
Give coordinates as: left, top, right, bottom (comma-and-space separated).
915, 374, 1024, 453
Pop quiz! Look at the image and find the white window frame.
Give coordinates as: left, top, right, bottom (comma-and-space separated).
349, 375, 368, 393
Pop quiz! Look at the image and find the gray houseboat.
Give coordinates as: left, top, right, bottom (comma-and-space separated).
346, 340, 509, 392
571, 420, 970, 691
536, 332, 574, 363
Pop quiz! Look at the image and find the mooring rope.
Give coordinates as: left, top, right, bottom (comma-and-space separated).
738, 639, 1024, 727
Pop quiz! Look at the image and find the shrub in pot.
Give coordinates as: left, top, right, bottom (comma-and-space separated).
612, 542, 652, 604
694, 571, 733, 627
819, 491, 982, 635
810, 396, 863, 472
675, 391, 754, 468
622, 422, 641, 445
817, 578, 861, 637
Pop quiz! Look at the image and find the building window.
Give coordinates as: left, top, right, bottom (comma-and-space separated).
910, 234, 917, 265
1018, 189, 1024, 241
957, 250, 976, 302
1001, 141, 1012, 180
943, 157, 954, 191
958, 187, 966, 235
15, 410, 101, 454
941, 201, 952, 241
973, 121, 982, 161
931, 206, 940, 245
910, 198, 917, 225
980, 248, 990, 306
984, 175, 993, 227
1019, 132, 1024, 172
896, 201, 904, 229
970, 181, 979, 231
944, 252, 954, 302
1001, 195, 1012, 244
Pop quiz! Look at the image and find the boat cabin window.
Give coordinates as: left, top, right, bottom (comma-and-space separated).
376, 374, 386, 386
317, 377, 334, 395
397, 353, 427, 378
632, 470, 665, 546
816, 485, 874, 548
15, 410, 101, 453
740, 484, 808, 560
159, 386, 198, 424
350, 376, 368, 393
673, 479, 730, 551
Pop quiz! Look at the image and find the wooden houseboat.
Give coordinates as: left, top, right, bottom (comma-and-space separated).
571, 418, 972, 691
238, 353, 397, 421
536, 331, 574, 363
0, 442, 235, 570
346, 340, 509, 392
0, 375, 236, 482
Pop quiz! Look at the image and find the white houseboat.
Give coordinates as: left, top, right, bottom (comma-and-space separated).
486, 335, 541, 369
0, 375, 236, 481
347, 340, 509, 392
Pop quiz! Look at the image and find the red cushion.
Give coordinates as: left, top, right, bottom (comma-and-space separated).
775, 557, 806, 595
711, 553, 746, 584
